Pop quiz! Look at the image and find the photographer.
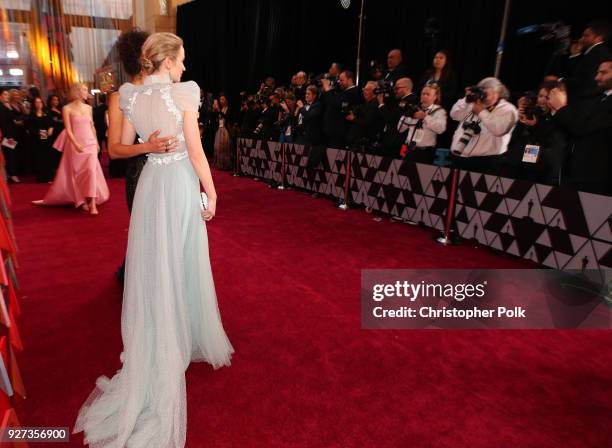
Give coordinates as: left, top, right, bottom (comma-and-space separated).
549, 60, 612, 195
396, 84, 447, 164
239, 94, 260, 138
450, 77, 518, 174
345, 81, 385, 150
295, 85, 323, 145
253, 93, 281, 141
383, 49, 409, 85
504, 84, 568, 185
321, 70, 362, 148
277, 92, 298, 143
292, 71, 308, 102
564, 20, 611, 104
379, 77, 418, 157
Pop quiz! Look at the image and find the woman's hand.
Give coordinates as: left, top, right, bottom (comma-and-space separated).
201, 197, 216, 221
75, 144, 84, 153
146, 130, 179, 154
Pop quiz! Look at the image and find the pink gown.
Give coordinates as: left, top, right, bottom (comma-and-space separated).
41, 114, 109, 207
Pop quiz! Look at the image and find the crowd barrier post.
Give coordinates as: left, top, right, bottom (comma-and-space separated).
337, 150, 352, 210
233, 140, 241, 177
435, 167, 461, 245
277, 143, 286, 190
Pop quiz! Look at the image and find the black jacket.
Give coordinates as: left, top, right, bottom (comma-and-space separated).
321, 85, 363, 148
565, 43, 612, 103
554, 93, 612, 194
346, 100, 384, 146
296, 101, 323, 145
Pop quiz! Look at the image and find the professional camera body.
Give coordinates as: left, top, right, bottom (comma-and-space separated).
465, 86, 487, 103
520, 91, 546, 120
314, 73, 339, 90
398, 93, 420, 117
373, 79, 393, 95
451, 120, 482, 155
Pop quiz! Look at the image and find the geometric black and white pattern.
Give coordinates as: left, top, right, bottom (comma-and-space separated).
238, 139, 612, 281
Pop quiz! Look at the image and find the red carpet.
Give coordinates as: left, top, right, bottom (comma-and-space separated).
9, 171, 612, 447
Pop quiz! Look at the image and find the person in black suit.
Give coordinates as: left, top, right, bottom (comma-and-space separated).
383, 49, 409, 85
295, 85, 323, 145
379, 77, 418, 157
550, 59, 612, 195
564, 20, 611, 104
345, 81, 384, 149
320, 70, 363, 148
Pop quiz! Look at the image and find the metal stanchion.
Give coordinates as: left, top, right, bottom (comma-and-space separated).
435, 167, 461, 245
233, 140, 241, 177
337, 150, 352, 210
277, 143, 286, 190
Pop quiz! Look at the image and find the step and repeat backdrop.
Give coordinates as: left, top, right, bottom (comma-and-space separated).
237, 139, 612, 283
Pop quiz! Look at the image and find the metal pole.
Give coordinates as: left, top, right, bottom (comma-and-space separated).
355, 0, 366, 85
494, 0, 512, 78
278, 143, 286, 190
435, 167, 460, 246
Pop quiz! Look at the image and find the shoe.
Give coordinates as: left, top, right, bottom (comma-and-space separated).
9, 176, 21, 184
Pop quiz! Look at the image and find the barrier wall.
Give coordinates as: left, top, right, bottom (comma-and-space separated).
238, 138, 612, 282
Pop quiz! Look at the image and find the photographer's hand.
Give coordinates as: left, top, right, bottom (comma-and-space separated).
548, 88, 567, 112
519, 114, 537, 127
321, 78, 332, 92
346, 112, 355, 122
472, 100, 484, 115
413, 110, 426, 120
517, 96, 530, 111
376, 94, 385, 106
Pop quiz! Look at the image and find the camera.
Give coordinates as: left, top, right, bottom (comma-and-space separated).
451, 120, 482, 155
465, 86, 486, 103
314, 73, 339, 90
398, 93, 420, 117
374, 79, 394, 95
341, 101, 354, 116
520, 91, 545, 120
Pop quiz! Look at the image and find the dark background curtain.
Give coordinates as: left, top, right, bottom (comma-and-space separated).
177, 0, 612, 104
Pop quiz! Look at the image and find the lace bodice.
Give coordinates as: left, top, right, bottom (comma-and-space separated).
119, 74, 199, 164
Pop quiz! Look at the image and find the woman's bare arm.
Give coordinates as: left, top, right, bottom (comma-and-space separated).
183, 110, 217, 219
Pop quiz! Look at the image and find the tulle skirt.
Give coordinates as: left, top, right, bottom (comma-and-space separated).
74, 155, 233, 447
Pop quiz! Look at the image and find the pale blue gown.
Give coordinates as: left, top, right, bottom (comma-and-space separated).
73, 74, 234, 448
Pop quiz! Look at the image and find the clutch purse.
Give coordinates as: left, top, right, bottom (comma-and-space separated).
200, 192, 209, 211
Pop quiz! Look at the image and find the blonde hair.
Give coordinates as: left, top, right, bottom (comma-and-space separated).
140, 32, 183, 75
422, 83, 442, 105
69, 83, 87, 101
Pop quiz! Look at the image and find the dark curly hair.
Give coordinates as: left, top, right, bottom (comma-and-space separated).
117, 29, 150, 77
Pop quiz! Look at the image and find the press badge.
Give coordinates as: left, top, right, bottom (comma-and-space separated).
522, 144, 540, 163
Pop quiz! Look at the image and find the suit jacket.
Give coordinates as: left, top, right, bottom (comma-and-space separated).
383, 65, 410, 84
297, 101, 323, 145
554, 93, 612, 193
565, 43, 612, 103
321, 86, 363, 147
346, 100, 384, 145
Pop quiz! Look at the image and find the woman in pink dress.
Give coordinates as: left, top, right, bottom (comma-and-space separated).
33, 83, 109, 215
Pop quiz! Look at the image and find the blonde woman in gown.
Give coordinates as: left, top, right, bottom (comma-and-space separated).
73, 33, 234, 448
